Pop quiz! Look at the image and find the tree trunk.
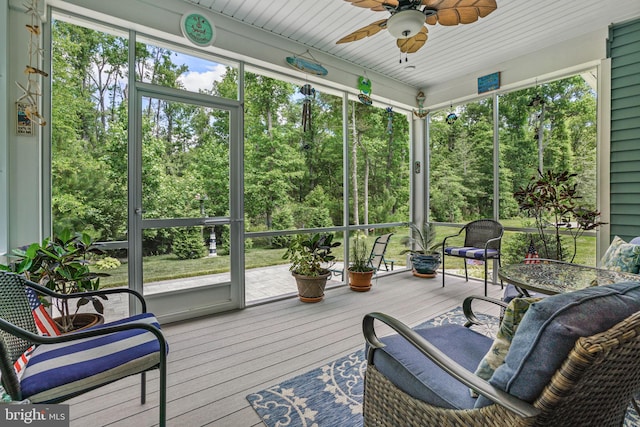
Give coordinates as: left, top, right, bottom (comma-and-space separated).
538, 104, 545, 172
364, 156, 369, 228
351, 103, 359, 226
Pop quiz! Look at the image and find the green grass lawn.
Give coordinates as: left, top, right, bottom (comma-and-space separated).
98, 221, 597, 288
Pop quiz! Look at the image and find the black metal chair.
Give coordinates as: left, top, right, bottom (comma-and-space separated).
442, 219, 503, 296
0, 271, 169, 426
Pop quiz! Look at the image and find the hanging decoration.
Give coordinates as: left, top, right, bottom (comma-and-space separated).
413, 91, 428, 119
357, 75, 372, 105
16, 0, 47, 130
386, 107, 393, 134
300, 84, 315, 132
446, 103, 457, 125
286, 50, 328, 76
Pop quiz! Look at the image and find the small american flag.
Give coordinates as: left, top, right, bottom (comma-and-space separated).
524, 241, 540, 264
26, 287, 61, 337
13, 288, 61, 378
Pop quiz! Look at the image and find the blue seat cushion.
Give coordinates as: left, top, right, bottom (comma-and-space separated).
476, 281, 640, 407
372, 324, 492, 409
444, 247, 499, 260
20, 313, 165, 402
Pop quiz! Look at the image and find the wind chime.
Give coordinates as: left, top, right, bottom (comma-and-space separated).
446, 103, 458, 125
386, 107, 393, 134
300, 83, 315, 132
16, 0, 47, 128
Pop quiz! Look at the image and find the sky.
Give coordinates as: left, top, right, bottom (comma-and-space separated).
174, 52, 228, 93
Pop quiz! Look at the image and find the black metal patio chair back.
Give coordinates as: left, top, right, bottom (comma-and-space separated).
368, 233, 395, 272
442, 219, 504, 296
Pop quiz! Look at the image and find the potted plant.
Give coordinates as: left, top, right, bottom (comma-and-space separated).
1, 228, 109, 333
347, 233, 376, 292
513, 170, 605, 262
401, 222, 441, 278
282, 233, 341, 303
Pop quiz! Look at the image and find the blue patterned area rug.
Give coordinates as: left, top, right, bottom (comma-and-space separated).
246, 307, 640, 427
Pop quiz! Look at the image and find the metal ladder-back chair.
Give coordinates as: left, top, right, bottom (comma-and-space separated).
442, 219, 503, 296
368, 233, 395, 272
0, 272, 169, 427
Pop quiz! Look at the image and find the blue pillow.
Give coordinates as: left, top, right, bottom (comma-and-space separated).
599, 236, 640, 273
475, 281, 640, 407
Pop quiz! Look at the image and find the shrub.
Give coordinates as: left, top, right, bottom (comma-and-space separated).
173, 228, 207, 260
95, 256, 121, 270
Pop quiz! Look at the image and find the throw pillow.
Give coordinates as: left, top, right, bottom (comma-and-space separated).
471, 297, 540, 397
600, 236, 640, 274
475, 281, 640, 408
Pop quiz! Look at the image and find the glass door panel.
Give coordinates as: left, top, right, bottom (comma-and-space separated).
135, 89, 240, 321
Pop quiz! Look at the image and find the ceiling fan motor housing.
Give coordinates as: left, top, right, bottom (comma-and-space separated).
387, 9, 426, 39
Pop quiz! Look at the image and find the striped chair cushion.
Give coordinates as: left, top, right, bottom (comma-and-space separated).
20, 313, 165, 402
444, 247, 499, 260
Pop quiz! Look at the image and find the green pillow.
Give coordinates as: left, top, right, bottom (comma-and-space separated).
471, 297, 541, 396
600, 236, 640, 274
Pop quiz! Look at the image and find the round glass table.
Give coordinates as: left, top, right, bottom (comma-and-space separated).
498, 259, 640, 295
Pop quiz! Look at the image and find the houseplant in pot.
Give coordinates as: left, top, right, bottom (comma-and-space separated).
282, 232, 341, 303
347, 233, 375, 292
401, 222, 441, 278
1, 228, 110, 333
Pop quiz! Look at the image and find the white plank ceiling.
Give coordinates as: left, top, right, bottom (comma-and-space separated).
182, 0, 640, 90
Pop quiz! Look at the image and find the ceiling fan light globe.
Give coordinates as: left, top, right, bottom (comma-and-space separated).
386, 9, 425, 39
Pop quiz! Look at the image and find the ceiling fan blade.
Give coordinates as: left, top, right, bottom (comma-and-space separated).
397, 26, 428, 53
343, 0, 399, 12
421, 0, 497, 26
337, 19, 388, 44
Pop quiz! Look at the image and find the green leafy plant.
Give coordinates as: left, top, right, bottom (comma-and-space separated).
400, 222, 440, 255
348, 233, 375, 273
0, 228, 109, 333
94, 256, 121, 270
513, 170, 605, 262
282, 233, 341, 276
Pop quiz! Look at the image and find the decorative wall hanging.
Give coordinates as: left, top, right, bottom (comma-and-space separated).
477, 71, 501, 94
16, 0, 46, 130
300, 84, 315, 132
180, 10, 216, 47
413, 90, 428, 118
357, 75, 372, 105
286, 50, 328, 76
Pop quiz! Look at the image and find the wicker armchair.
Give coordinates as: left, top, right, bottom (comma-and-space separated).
442, 219, 503, 296
0, 272, 168, 426
363, 285, 640, 426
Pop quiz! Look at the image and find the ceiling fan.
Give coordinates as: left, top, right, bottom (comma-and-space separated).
336, 0, 498, 55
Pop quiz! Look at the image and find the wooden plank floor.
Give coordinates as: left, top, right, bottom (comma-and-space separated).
68, 272, 505, 427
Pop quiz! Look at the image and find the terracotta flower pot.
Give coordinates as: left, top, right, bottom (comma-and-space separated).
348, 269, 374, 292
